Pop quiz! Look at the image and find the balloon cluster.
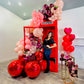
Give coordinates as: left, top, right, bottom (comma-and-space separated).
39, 4, 54, 21
30, 11, 44, 27
8, 50, 47, 78
14, 28, 43, 56
39, 0, 64, 21
60, 52, 78, 77
9, 27, 47, 78
62, 28, 75, 53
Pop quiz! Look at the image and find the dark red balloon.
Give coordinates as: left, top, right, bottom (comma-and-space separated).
63, 35, 70, 42
39, 60, 47, 71
8, 60, 24, 77
68, 46, 75, 52
25, 61, 41, 78
35, 51, 43, 61
69, 34, 75, 41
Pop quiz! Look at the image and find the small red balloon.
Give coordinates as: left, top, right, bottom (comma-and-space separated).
25, 61, 41, 78
68, 46, 75, 52
39, 60, 47, 71
62, 41, 72, 47
8, 60, 24, 77
35, 51, 43, 61
63, 35, 70, 42
63, 46, 69, 51
70, 34, 75, 41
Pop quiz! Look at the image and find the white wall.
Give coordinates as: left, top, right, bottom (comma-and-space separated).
0, 6, 24, 62
58, 6, 84, 69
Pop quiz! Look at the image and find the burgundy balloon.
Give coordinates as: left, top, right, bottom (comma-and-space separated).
8, 60, 24, 77
25, 61, 41, 78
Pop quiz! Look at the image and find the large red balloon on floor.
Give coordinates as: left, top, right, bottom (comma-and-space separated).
8, 60, 24, 77
39, 60, 47, 71
35, 51, 43, 61
25, 61, 41, 78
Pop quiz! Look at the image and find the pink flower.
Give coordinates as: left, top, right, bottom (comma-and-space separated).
67, 60, 71, 63
64, 55, 70, 60
72, 67, 75, 71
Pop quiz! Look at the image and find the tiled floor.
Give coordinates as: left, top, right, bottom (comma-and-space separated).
0, 60, 84, 84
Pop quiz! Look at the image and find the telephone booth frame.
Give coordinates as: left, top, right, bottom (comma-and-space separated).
23, 20, 58, 73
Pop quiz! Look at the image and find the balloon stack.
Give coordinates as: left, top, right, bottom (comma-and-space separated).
8, 0, 64, 79
39, 0, 64, 21
62, 28, 75, 53
8, 27, 47, 79
8, 50, 47, 78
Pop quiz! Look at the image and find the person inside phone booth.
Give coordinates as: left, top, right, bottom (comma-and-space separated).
42, 31, 57, 73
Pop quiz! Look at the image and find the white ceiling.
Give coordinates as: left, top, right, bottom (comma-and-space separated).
0, 0, 84, 20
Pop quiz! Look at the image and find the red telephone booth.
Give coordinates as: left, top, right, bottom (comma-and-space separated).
23, 20, 58, 73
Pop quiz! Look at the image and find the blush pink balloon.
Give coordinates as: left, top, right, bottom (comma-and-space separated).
14, 47, 19, 53
16, 41, 20, 47
25, 39, 31, 44
25, 45, 31, 49
30, 11, 44, 27
18, 51, 24, 56
18, 45, 24, 50
20, 41, 24, 45
20, 39, 24, 42
33, 28, 43, 37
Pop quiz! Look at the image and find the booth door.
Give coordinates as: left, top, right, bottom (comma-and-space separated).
42, 27, 58, 72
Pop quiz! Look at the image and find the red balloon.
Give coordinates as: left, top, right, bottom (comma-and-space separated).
70, 34, 75, 41
68, 46, 75, 52
8, 60, 24, 77
64, 28, 72, 35
63, 35, 70, 42
63, 46, 69, 51
39, 60, 47, 71
35, 51, 43, 61
62, 41, 72, 47
25, 61, 41, 78
49, 61, 55, 72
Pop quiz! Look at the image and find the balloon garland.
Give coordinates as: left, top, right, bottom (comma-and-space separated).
8, 0, 64, 79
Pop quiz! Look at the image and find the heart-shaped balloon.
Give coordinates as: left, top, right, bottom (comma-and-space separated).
64, 28, 72, 35
70, 34, 75, 41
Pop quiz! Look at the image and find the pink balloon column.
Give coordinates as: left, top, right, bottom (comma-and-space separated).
30, 11, 44, 27
49, 0, 64, 21
62, 28, 75, 53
